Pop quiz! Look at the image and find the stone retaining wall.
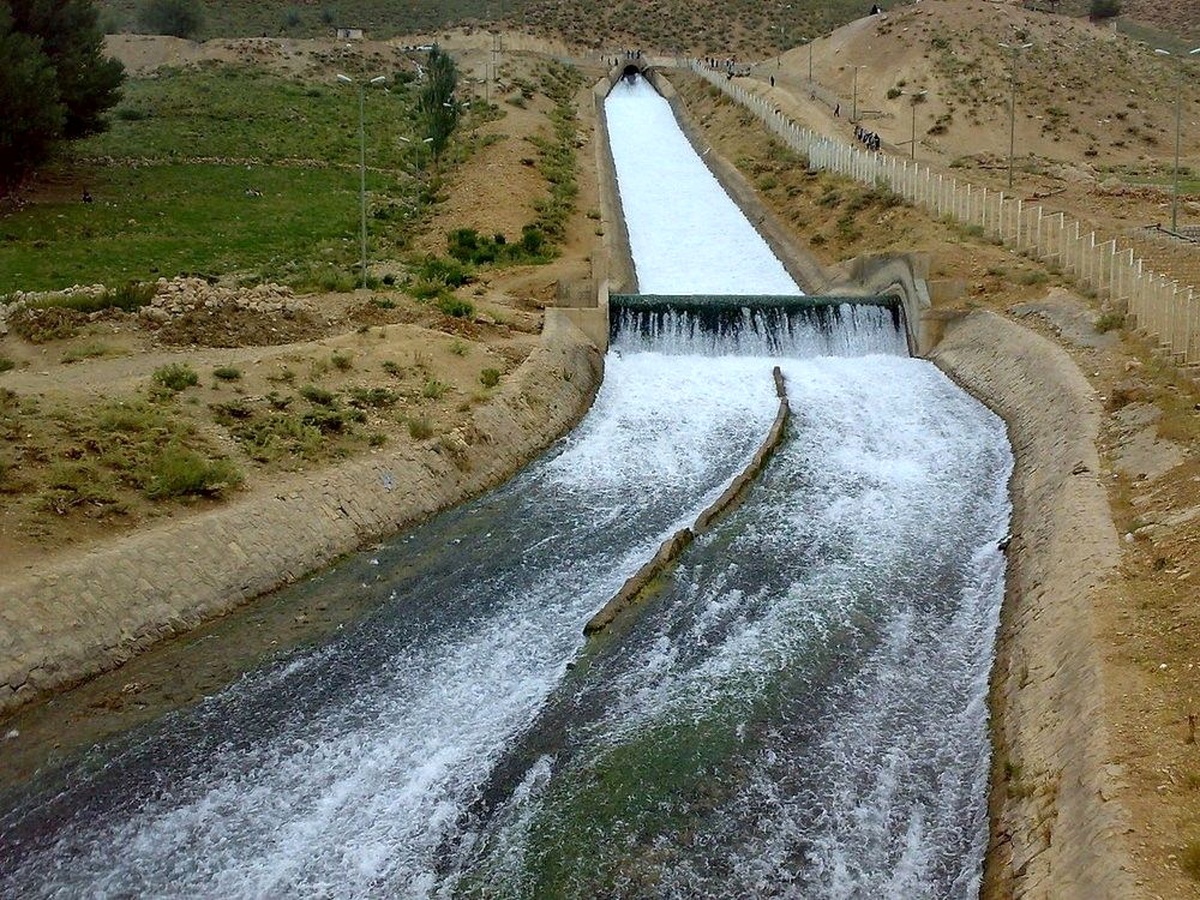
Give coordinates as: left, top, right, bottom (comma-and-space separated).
0, 317, 603, 717
929, 310, 1133, 900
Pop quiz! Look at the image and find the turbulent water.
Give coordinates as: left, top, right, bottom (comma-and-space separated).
0, 74, 1012, 899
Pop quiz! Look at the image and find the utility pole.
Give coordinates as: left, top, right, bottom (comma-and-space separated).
999, 41, 1032, 191
908, 90, 927, 159
852, 65, 865, 122
337, 73, 387, 288
1154, 46, 1200, 232
777, 4, 791, 68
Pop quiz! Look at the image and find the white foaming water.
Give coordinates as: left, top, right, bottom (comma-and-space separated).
0, 354, 780, 898
605, 76, 801, 294
611, 304, 908, 357
476, 357, 1011, 898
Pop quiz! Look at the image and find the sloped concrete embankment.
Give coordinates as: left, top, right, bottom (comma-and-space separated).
929, 310, 1134, 900
585, 366, 789, 635
0, 316, 603, 718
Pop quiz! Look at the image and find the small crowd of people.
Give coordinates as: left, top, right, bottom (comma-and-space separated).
854, 124, 882, 152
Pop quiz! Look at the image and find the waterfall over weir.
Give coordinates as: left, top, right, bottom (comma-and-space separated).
610, 296, 910, 357
0, 73, 1012, 900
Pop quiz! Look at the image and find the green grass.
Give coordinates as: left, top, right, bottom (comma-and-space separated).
0, 68, 433, 293
0, 165, 368, 292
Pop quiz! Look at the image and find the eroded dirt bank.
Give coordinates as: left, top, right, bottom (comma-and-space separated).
0, 317, 602, 719
930, 310, 1134, 900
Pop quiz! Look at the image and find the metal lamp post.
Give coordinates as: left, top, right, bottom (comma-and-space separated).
1154, 46, 1200, 233
338, 73, 388, 288
999, 41, 1032, 190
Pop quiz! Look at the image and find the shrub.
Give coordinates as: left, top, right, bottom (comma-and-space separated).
520, 224, 546, 256
137, 0, 205, 38
0, 356, 14, 373
212, 366, 242, 381
422, 379, 449, 399
348, 387, 398, 408
437, 295, 475, 318
407, 416, 433, 439
1090, 0, 1121, 19
413, 255, 472, 288
479, 367, 501, 388
152, 362, 199, 392
299, 384, 336, 406
143, 446, 241, 499
331, 351, 353, 371
301, 407, 363, 433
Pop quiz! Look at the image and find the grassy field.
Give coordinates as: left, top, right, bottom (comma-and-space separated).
0, 67, 445, 294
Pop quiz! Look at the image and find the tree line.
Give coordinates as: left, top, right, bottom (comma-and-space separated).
1, 0, 124, 195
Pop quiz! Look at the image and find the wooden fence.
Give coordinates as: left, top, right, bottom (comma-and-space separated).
686, 61, 1200, 365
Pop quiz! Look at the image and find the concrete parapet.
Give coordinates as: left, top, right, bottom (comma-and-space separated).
545, 305, 608, 351
592, 74, 635, 294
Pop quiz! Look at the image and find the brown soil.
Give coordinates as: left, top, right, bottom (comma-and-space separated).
2, 7, 1200, 896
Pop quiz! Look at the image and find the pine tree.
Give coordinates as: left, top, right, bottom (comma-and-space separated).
9, 0, 124, 138
0, 5, 65, 190
0, 0, 123, 193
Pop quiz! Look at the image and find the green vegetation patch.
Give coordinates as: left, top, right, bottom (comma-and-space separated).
0, 66, 435, 293
0, 391, 241, 518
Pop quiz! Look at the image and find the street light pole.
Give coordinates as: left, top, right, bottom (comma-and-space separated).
1154, 46, 1200, 233
338, 73, 388, 288
999, 41, 1032, 191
